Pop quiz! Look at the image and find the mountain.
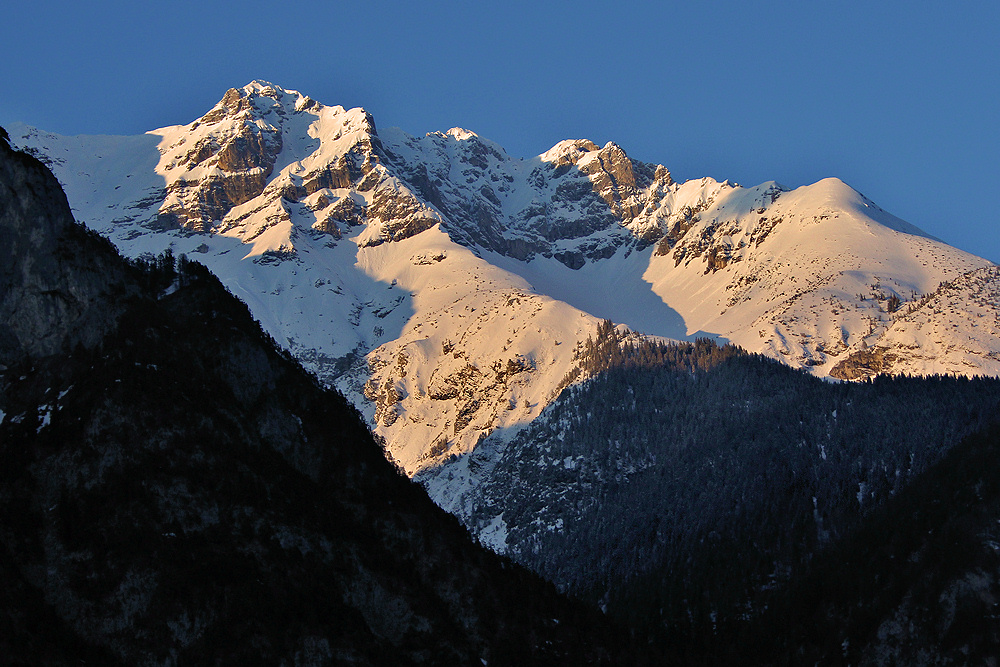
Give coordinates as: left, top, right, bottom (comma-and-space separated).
10, 80, 1000, 508
0, 131, 642, 665
9, 82, 1000, 662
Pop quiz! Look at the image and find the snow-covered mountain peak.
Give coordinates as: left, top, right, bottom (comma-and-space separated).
200, 81, 308, 125
11, 81, 1000, 499
192, 81, 376, 142
445, 127, 478, 141
539, 139, 601, 165
237, 79, 300, 105
128, 81, 425, 257
242, 78, 290, 93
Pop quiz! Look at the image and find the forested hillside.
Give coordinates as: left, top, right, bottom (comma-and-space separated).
466, 322, 1000, 658
748, 421, 1000, 664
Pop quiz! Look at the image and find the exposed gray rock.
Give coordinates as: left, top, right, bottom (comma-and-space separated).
162, 95, 283, 231
830, 346, 899, 380
377, 130, 679, 269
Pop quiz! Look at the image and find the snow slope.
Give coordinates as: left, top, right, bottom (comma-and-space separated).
9, 81, 1000, 509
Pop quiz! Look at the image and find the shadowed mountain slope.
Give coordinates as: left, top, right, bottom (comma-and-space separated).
0, 131, 642, 666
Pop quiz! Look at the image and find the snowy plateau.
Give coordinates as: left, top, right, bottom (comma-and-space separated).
10, 81, 1000, 528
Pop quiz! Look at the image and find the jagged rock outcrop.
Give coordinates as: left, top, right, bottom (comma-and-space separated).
384, 131, 675, 267
568, 141, 659, 222
830, 346, 898, 380
120, 82, 447, 254
160, 87, 284, 231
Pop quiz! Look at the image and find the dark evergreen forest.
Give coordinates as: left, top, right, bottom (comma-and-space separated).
749, 421, 1000, 664
469, 320, 1000, 660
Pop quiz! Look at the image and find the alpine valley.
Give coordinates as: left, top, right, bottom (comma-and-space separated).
8, 81, 1000, 662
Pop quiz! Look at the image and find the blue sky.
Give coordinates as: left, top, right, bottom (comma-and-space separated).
4, 1, 998, 261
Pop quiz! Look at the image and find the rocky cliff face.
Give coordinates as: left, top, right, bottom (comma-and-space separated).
0, 132, 133, 369
139, 85, 687, 271
381, 129, 672, 268
149, 82, 443, 252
